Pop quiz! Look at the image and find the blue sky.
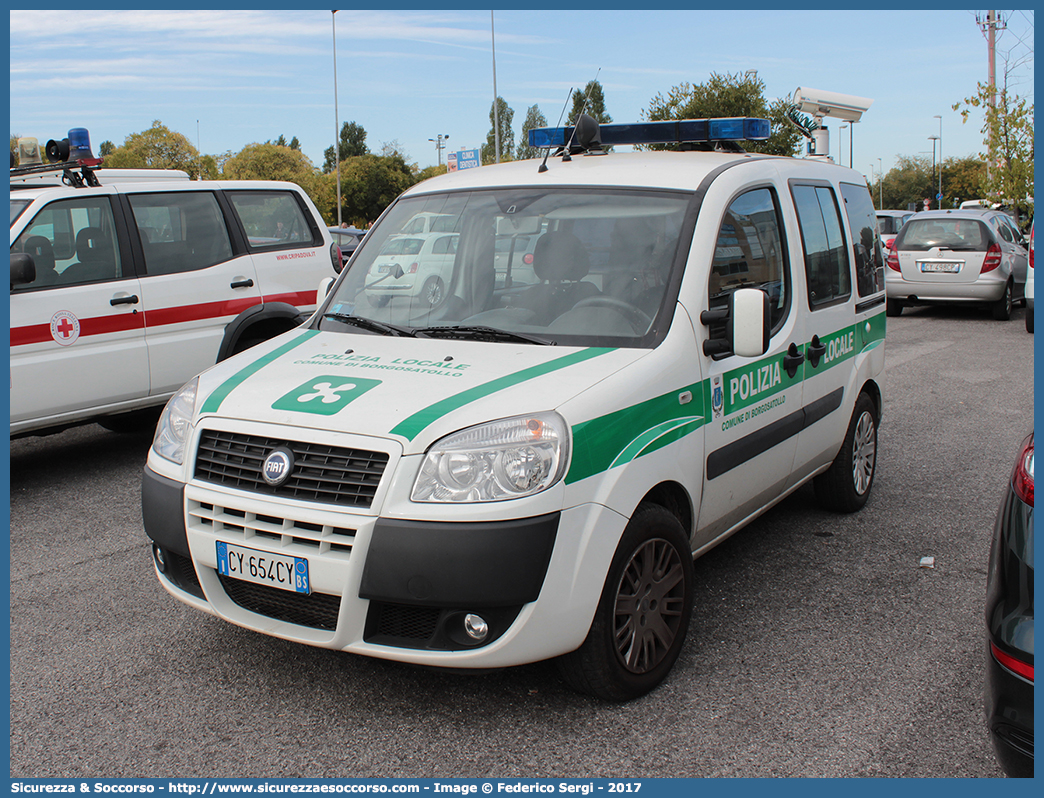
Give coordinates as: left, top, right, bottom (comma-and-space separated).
9, 8, 1035, 190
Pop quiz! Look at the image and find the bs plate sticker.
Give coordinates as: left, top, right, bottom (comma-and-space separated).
50, 310, 80, 346
271, 376, 380, 415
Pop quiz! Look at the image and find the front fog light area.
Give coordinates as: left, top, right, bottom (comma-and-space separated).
411, 412, 569, 503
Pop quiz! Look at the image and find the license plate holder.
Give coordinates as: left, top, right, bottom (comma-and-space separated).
216, 541, 310, 594
918, 261, 961, 274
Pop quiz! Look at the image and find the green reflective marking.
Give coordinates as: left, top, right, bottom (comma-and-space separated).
201, 330, 320, 415
390, 347, 615, 441
567, 385, 706, 484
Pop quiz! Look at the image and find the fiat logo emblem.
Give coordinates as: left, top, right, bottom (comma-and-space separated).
261, 447, 295, 487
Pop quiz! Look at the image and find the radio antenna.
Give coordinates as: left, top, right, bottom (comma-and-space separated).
562, 68, 601, 162
538, 87, 575, 173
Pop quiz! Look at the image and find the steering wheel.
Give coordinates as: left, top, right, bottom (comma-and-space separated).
573, 296, 654, 332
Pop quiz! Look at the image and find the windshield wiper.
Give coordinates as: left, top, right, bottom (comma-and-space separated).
322, 312, 416, 337
415, 325, 556, 346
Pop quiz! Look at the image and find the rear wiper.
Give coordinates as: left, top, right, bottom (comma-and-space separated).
415, 325, 556, 346
322, 312, 416, 337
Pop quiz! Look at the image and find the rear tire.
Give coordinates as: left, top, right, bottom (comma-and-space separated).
886, 298, 903, 317
814, 392, 878, 513
992, 281, 1013, 320
557, 504, 693, 701
1026, 305, 1034, 333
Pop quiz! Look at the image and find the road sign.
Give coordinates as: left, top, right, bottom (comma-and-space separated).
456, 149, 480, 170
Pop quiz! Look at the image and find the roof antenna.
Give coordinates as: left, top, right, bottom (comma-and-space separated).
562, 68, 600, 162
538, 87, 574, 174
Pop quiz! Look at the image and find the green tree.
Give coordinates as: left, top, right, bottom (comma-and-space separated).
874, 155, 935, 212
644, 72, 801, 156
569, 80, 612, 125
938, 156, 987, 209
517, 104, 549, 161
338, 154, 416, 226
221, 142, 321, 199
323, 121, 369, 173
99, 140, 116, 156
103, 120, 201, 175
953, 81, 1034, 221
481, 97, 514, 165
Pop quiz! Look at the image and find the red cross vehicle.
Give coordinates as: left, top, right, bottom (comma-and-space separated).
10, 127, 341, 437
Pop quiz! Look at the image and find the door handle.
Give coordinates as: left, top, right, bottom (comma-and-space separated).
807, 335, 826, 368
231, 278, 255, 289
110, 294, 139, 306
783, 342, 805, 379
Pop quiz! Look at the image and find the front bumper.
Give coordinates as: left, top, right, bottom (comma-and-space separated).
143, 465, 623, 667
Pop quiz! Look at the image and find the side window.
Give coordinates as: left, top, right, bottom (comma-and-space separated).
840, 182, 884, 296
129, 192, 233, 276
708, 187, 788, 336
792, 184, 851, 308
995, 219, 1014, 243
226, 191, 316, 248
11, 197, 123, 290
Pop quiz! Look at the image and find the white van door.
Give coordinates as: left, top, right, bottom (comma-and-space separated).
695, 185, 807, 547
10, 194, 148, 428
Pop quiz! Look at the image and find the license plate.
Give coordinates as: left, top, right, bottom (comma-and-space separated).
919, 261, 961, 273
378, 264, 391, 273
216, 541, 310, 594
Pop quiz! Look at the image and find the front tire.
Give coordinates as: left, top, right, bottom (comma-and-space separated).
422, 275, 446, 307
1026, 304, 1034, 333
814, 392, 878, 513
557, 504, 694, 701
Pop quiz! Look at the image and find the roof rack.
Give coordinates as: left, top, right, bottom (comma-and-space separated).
11, 158, 104, 188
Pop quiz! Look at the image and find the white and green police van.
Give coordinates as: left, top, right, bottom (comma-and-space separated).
143, 116, 886, 701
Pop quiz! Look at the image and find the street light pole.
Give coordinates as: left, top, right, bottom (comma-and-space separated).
928, 135, 940, 209
934, 115, 943, 208
332, 10, 341, 227
878, 158, 883, 209
428, 134, 449, 167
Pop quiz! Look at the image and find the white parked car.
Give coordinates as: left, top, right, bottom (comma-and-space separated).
885, 209, 1029, 320
876, 210, 913, 250
364, 233, 458, 307
1026, 221, 1034, 332
10, 144, 338, 437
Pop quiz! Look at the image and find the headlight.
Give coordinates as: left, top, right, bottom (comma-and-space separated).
152, 377, 199, 464
411, 412, 570, 503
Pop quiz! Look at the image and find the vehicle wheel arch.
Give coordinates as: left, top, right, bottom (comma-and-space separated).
217, 302, 308, 361
639, 481, 694, 542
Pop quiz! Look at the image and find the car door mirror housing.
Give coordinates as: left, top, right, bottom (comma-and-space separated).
732, 287, 770, 357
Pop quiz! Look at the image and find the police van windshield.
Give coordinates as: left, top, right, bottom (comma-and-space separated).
321, 188, 690, 348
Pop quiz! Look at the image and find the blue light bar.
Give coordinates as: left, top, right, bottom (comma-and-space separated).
528, 117, 771, 149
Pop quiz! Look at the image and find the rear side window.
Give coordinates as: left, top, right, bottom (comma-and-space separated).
841, 183, 884, 296
227, 191, 316, 249
129, 192, 233, 276
11, 196, 123, 289
431, 235, 458, 255
792, 184, 851, 308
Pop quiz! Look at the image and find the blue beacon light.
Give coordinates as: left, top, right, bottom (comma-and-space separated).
529, 117, 771, 149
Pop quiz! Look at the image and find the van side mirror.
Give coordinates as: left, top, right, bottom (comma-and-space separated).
11, 252, 36, 290
700, 287, 770, 359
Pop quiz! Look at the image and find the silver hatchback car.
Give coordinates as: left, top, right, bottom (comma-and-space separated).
886, 209, 1029, 320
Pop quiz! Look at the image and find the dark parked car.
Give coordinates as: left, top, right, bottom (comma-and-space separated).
985, 431, 1034, 777
328, 226, 367, 272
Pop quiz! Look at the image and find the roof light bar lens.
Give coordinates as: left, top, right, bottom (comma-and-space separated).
528, 117, 771, 149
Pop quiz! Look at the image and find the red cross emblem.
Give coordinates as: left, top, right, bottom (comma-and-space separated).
49, 310, 80, 346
